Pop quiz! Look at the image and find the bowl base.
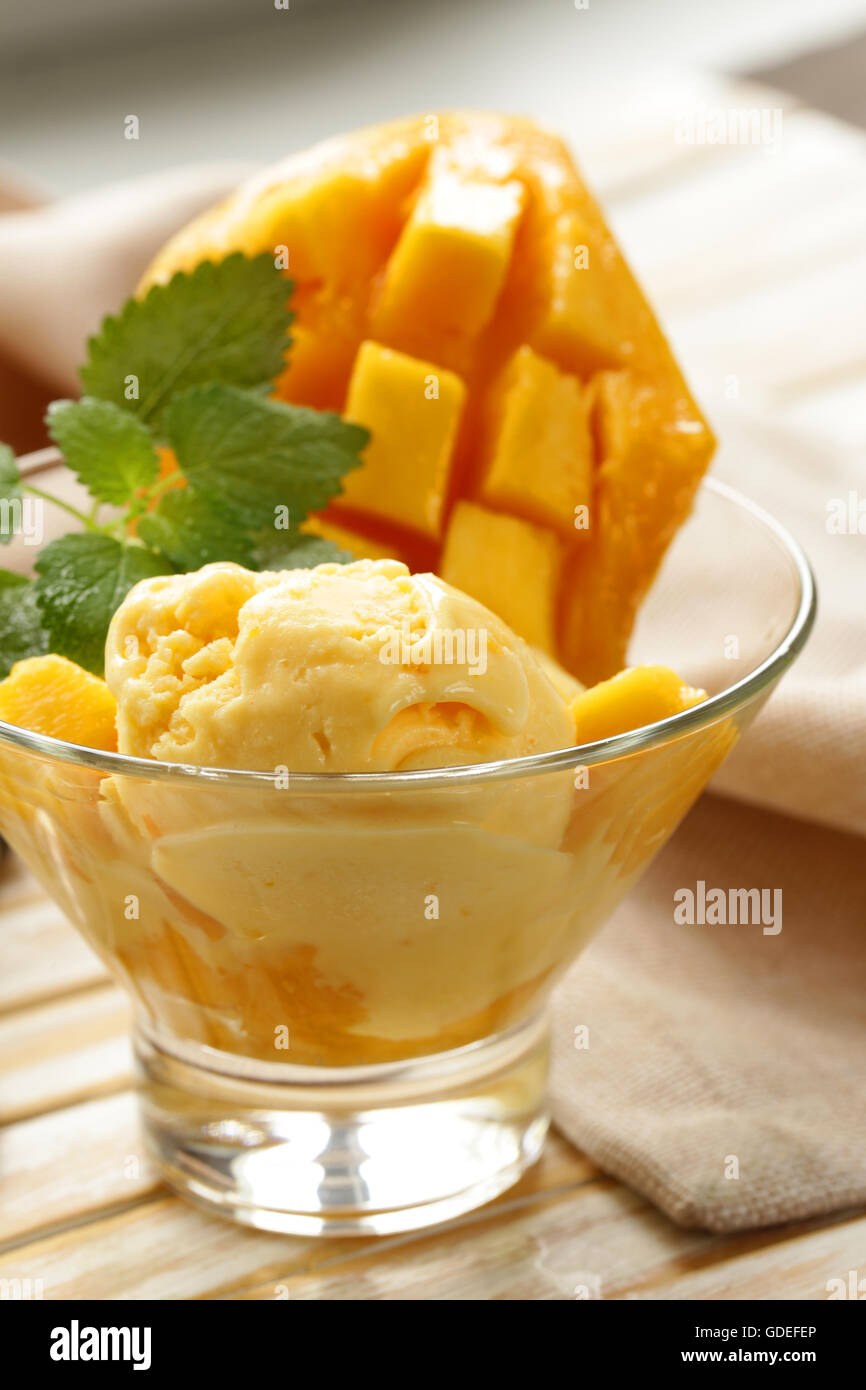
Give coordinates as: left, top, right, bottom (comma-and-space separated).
134, 1014, 549, 1238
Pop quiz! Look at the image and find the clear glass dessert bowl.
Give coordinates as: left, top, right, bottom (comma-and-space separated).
0, 478, 815, 1236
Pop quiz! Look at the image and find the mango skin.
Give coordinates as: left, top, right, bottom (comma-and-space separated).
142, 113, 715, 681
0, 654, 118, 751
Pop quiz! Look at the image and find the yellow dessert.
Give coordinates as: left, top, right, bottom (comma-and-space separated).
0, 559, 721, 1067
103, 559, 573, 771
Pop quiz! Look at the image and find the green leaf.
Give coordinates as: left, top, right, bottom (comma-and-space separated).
46, 397, 159, 505
0, 572, 49, 677
34, 535, 167, 675
80, 253, 294, 430
0, 443, 23, 546
164, 383, 368, 533
255, 531, 353, 571
138, 486, 255, 571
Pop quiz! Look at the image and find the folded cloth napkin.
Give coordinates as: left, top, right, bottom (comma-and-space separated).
552, 413, 866, 1232
1, 166, 863, 1235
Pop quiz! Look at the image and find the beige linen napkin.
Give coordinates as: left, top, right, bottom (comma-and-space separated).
551, 414, 866, 1232
1, 168, 863, 1234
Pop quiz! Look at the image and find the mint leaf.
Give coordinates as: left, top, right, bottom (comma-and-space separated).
81, 253, 293, 430
0, 444, 23, 546
0, 572, 48, 676
164, 383, 368, 532
46, 398, 159, 505
255, 531, 352, 571
35, 535, 167, 675
138, 486, 254, 570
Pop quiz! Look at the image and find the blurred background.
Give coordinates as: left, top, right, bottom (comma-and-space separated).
1, 0, 865, 455
2, 0, 866, 193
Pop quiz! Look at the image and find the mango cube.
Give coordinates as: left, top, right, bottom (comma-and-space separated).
441, 501, 563, 652
0, 654, 117, 751
570, 665, 705, 745
531, 210, 646, 377
479, 345, 593, 536
372, 156, 525, 365
339, 341, 466, 538
235, 171, 376, 285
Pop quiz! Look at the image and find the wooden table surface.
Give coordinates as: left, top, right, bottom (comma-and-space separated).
1, 73, 864, 1300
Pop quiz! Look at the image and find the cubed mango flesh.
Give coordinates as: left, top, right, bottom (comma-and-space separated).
530, 209, 648, 377
570, 665, 705, 745
441, 501, 563, 653
0, 654, 118, 751
339, 341, 466, 538
372, 151, 525, 369
142, 114, 715, 682
478, 345, 593, 536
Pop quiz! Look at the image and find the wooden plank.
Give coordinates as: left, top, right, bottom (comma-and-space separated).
0, 1196, 289, 1302
0, 1066, 590, 1250
0, 864, 108, 1013
232, 1189, 865, 1303
0, 984, 131, 1124
0, 1091, 157, 1245
0, 1129, 594, 1299
232, 1178, 723, 1301
623, 1212, 866, 1301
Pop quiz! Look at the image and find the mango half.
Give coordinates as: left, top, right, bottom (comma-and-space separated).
143, 113, 715, 684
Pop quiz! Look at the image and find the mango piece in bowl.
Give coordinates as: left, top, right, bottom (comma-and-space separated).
0, 654, 118, 751
142, 112, 715, 684
571, 665, 706, 745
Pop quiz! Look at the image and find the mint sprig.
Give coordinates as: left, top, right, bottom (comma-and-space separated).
0, 253, 369, 677
46, 398, 159, 505
80, 252, 294, 429
0, 572, 48, 676
34, 536, 168, 676
163, 383, 367, 530
137, 488, 256, 571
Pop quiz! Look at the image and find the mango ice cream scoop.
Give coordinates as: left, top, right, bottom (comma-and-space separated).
103, 558, 574, 773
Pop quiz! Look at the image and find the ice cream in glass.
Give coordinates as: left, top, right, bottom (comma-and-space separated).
0, 112, 816, 1234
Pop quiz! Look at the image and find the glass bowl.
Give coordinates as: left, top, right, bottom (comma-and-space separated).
0, 477, 815, 1236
